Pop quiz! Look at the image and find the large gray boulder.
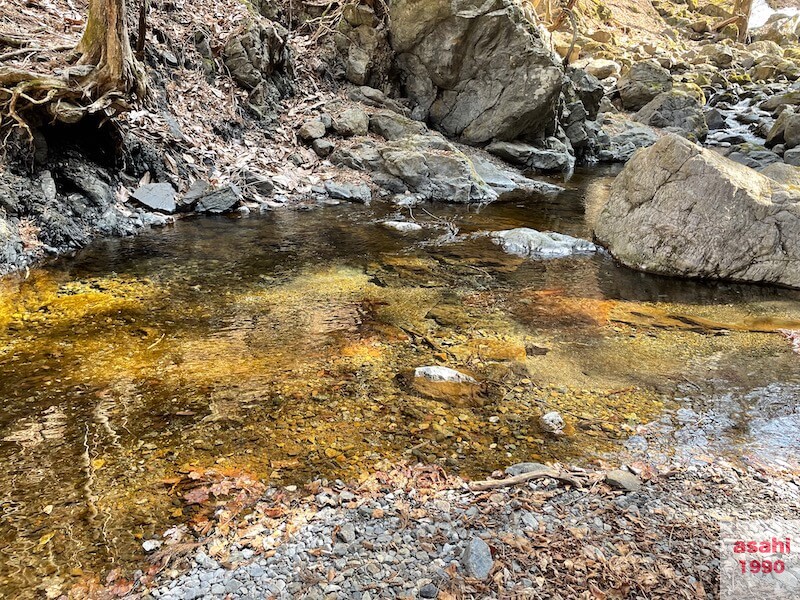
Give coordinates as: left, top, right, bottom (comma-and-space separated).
390, 0, 564, 144
595, 135, 800, 288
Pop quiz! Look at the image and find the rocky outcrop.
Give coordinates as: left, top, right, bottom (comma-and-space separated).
223, 17, 293, 120
595, 135, 800, 288
0, 158, 166, 275
333, 4, 392, 87
634, 90, 708, 141
389, 0, 564, 144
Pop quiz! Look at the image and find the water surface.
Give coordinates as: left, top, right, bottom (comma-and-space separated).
1, 168, 799, 597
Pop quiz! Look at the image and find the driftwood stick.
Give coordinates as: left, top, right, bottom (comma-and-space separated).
469, 470, 582, 491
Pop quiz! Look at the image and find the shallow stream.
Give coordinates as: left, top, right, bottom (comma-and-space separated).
1, 167, 799, 597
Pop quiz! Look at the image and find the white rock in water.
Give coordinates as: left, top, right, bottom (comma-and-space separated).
540, 411, 565, 434
381, 220, 423, 232
414, 366, 476, 384
490, 228, 597, 258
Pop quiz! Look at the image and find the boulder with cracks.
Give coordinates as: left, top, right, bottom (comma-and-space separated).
595, 134, 800, 288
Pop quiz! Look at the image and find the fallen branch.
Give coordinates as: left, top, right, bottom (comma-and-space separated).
469, 469, 582, 491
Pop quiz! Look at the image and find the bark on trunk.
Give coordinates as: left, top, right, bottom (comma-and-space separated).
76, 0, 145, 98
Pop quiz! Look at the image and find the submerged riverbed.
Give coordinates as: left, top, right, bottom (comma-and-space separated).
1, 168, 799, 597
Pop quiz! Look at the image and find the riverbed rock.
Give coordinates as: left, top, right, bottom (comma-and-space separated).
594, 134, 800, 288
785, 147, 800, 166
195, 183, 243, 213
490, 228, 597, 258
410, 366, 481, 402
618, 60, 673, 111
131, 183, 177, 214
381, 220, 423, 232
766, 107, 800, 149
390, 0, 564, 144
634, 90, 708, 141
377, 135, 498, 203
486, 139, 573, 173
568, 68, 604, 121
605, 469, 642, 492
324, 181, 372, 204
222, 17, 293, 118
461, 537, 493, 579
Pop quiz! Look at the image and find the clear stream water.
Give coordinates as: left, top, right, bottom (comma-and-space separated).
1, 167, 799, 597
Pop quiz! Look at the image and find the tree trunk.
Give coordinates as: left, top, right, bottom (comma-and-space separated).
76, 0, 145, 99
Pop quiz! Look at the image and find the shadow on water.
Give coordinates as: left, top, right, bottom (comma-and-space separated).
1, 166, 799, 596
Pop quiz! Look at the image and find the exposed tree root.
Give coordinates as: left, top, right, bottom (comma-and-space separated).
0, 66, 134, 138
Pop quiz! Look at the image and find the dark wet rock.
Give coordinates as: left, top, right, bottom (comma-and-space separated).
332, 107, 370, 137
390, 0, 564, 144
605, 469, 642, 492
635, 90, 708, 141
298, 119, 326, 141
243, 172, 275, 196
490, 228, 597, 259
595, 134, 800, 288
785, 147, 800, 166
132, 183, 177, 213
324, 181, 372, 204
180, 180, 210, 210
419, 583, 438, 598
486, 139, 573, 173
222, 17, 293, 119
461, 537, 493, 580
369, 111, 426, 141
705, 108, 728, 130
568, 68, 604, 121
195, 183, 243, 213
56, 162, 114, 207
726, 144, 783, 169
618, 60, 673, 111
